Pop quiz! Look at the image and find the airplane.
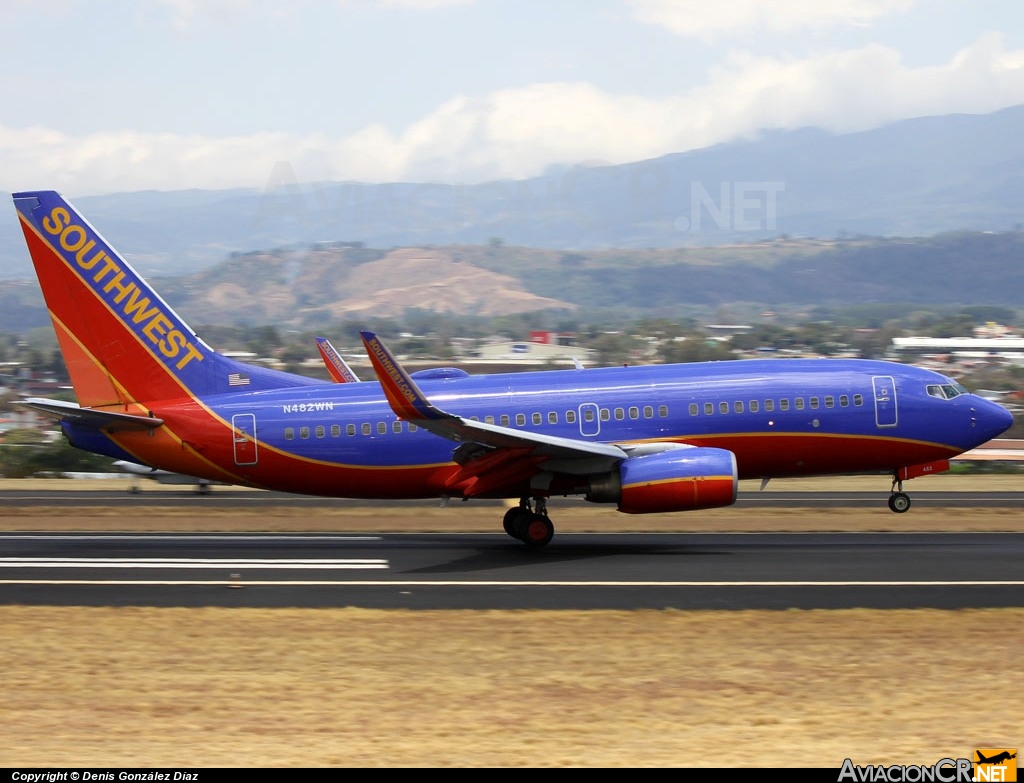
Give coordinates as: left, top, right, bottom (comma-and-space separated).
975, 752, 1016, 765
10, 189, 1015, 547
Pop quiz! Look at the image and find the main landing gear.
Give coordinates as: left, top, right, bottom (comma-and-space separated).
888, 473, 911, 513
502, 497, 554, 548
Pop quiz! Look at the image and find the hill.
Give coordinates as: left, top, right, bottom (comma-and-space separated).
2, 230, 1021, 333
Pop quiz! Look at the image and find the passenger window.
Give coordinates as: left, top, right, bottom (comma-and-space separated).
629, 407, 639, 419
361, 423, 371, 435
515, 413, 526, 426
315, 425, 325, 438
393, 421, 402, 433
658, 405, 668, 417
485, 415, 495, 425
750, 400, 759, 413
689, 403, 698, 416
614, 408, 624, 420
548, 412, 558, 424
284, 427, 294, 440
346, 424, 356, 436
501, 414, 510, 426
583, 409, 595, 422
824, 396, 834, 409
853, 394, 864, 406
780, 399, 790, 411
839, 395, 849, 407
408, 423, 418, 432
719, 401, 729, 414
331, 424, 341, 437
532, 412, 542, 425
765, 399, 775, 412
643, 406, 654, 418
300, 427, 310, 439
809, 397, 819, 410
600, 408, 610, 421
377, 422, 387, 434
734, 401, 744, 413
704, 402, 714, 415
566, 410, 576, 424
794, 398, 804, 410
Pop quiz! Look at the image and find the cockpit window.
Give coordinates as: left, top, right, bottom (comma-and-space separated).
927, 383, 967, 400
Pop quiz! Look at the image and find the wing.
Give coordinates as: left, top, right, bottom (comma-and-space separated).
359, 330, 626, 496
17, 397, 164, 431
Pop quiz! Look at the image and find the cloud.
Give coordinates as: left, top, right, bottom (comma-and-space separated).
153, 0, 471, 29
627, 0, 917, 40
2, 33, 1022, 194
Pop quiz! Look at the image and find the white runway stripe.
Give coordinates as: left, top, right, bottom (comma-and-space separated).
0, 558, 388, 569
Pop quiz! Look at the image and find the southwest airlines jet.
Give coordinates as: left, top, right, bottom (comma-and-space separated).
11, 191, 1014, 547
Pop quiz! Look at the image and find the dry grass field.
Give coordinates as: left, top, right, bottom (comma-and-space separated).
1, 475, 1021, 768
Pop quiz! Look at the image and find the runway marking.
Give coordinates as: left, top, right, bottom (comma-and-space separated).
0, 558, 388, 570
0, 535, 382, 541
1, 579, 1022, 587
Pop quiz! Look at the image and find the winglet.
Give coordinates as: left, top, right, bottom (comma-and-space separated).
359, 330, 446, 421
315, 336, 361, 383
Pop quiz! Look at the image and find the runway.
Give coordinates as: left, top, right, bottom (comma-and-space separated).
2, 487, 1024, 508
2, 479, 1021, 609
2, 530, 1022, 609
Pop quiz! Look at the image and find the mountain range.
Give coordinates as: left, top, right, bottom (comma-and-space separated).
1, 105, 1023, 333
2, 104, 1023, 282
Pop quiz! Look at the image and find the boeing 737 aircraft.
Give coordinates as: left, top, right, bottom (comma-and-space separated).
11, 190, 1014, 546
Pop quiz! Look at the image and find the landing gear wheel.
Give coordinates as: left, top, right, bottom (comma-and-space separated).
503, 506, 530, 538
888, 492, 911, 513
521, 514, 554, 548
503, 497, 554, 547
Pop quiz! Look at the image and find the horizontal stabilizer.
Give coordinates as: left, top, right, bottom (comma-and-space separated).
17, 397, 164, 431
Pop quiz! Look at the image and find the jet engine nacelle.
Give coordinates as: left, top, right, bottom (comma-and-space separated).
586, 447, 738, 514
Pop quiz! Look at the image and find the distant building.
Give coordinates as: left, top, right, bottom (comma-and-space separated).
889, 336, 1024, 366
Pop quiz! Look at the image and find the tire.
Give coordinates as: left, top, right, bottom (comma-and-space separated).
888, 492, 911, 513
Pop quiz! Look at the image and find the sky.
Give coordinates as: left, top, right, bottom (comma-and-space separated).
2, 0, 1023, 198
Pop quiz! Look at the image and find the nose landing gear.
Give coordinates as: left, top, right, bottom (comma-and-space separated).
888, 473, 911, 513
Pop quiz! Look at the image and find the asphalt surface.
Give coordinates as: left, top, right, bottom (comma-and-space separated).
2, 529, 1022, 609
2, 483, 1022, 609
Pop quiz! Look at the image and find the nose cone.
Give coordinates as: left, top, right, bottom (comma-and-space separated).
974, 397, 1015, 442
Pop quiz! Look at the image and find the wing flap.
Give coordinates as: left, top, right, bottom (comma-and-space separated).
442, 446, 545, 497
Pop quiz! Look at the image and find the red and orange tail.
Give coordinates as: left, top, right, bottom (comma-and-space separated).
13, 190, 322, 409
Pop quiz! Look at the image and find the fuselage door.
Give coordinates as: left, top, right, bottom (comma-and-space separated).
231, 413, 259, 465
578, 402, 600, 437
872, 376, 898, 428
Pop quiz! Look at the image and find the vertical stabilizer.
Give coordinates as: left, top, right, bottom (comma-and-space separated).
13, 190, 323, 407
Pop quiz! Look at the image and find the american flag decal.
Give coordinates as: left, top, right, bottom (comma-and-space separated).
228, 372, 250, 387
